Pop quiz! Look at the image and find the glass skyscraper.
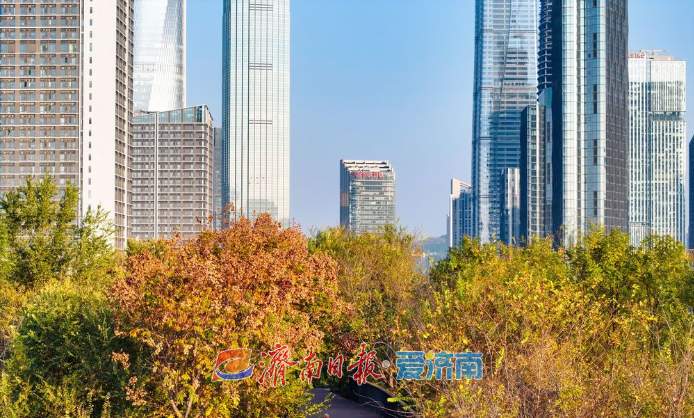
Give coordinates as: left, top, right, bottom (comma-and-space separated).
549, 0, 629, 246
472, 0, 539, 243
500, 167, 521, 244
222, 0, 290, 224
448, 179, 473, 248
628, 52, 686, 245
133, 0, 186, 112
340, 160, 395, 234
522, 0, 629, 247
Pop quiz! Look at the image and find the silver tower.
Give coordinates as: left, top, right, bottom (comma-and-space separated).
133, 0, 186, 112
472, 0, 539, 243
628, 52, 686, 245
222, 0, 290, 224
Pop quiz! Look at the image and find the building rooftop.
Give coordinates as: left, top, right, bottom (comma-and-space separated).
629, 50, 680, 61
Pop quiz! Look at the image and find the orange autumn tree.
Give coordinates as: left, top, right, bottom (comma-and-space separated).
111, 215, 342, 417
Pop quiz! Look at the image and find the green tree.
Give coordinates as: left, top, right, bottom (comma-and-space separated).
310, 226, 428, 355
0, 177, 116, 289
2, 279, 137, 417
401, 232, 693, 417
0, 177, 122, 417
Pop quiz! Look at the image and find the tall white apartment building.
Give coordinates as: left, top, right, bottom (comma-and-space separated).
0, 0, 135, 248
628, 51, 686, 245
222, 0, 290, 224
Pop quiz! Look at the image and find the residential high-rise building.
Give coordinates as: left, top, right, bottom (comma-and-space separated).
629, 51, 686, 245
471, 0, 538, 243
133, 0, 186, 112
448, 178, 473, 248
689, 136, 694, 249
222, 0, 290, 224
0, 0, 135, 248
213, 127, 223, 229
131, 106, 214, 239
340, 160, 395, 234
500, 167, 521, 244
522, 0, 629, 247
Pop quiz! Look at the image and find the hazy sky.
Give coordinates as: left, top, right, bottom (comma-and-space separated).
187, 0, 694, 238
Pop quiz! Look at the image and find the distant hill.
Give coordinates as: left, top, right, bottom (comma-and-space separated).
419, 235, 449, 270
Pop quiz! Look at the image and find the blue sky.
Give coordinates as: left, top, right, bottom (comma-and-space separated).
187, 0, 694, 238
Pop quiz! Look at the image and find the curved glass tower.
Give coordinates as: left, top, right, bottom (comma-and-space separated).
222, 0, 291, 224
472, 0, 539, 243
133, 0, 186, 112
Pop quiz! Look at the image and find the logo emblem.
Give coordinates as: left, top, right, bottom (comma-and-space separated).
212, 348, 254, 382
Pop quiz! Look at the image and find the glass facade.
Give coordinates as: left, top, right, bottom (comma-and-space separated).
500, 167, 521, 244
131, 106, 214, 239
545, 0, 629, 246
133, 0, 186, 112
472, 0, 538, 243
448, 178, 473, 248
538, 0, 553, 93
340, 160, 395, 234
222, 0, 290, 225
520, 102, 546, 240
628, 52, 686, 245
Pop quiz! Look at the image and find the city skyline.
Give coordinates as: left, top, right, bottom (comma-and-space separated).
188, 0, 694, 238
1, 2, 693, 241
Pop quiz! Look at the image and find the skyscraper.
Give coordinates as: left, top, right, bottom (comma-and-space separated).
520, 103, 549, 241
340, 160, 395, 234
552, 0, 629, 245
472, 0, 538, 243
448, 178, 473, 248
133, 0, 186, 112
222, 0, 290, 224
0, 0, 135, 248
500, 167, 521, 245
522, 0, 629, 246
628, 52, 686, 245
131, 106, 214, 239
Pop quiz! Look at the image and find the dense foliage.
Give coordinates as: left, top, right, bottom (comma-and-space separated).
0, 178, 691, 417
394, 233, 694, 417
111, 215, 340, 417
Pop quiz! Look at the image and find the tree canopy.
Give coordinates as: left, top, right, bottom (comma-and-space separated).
0, 178, 691, 417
